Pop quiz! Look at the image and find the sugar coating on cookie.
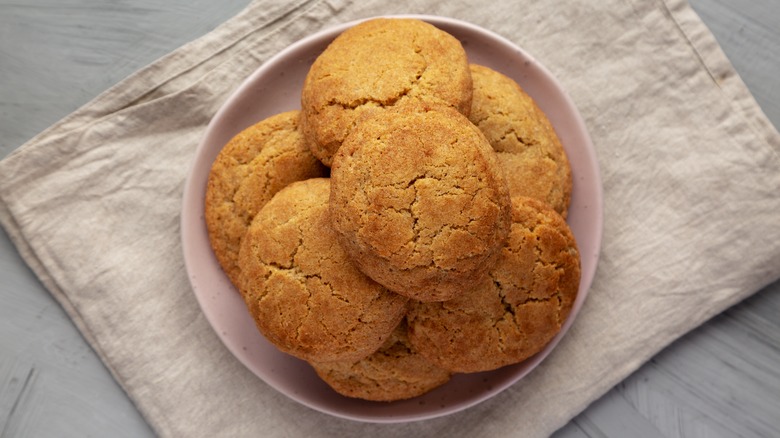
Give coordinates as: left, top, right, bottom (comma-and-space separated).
204, 111, 328, 287
310, 319, 451, 402
330, 105, 512, 302
406, 196, 580, 373
469, 64, 572, 218
238, 178, 408, 363
300, 18, 472, 166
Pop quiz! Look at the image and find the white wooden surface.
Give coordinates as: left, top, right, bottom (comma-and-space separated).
0, 1, 778, 437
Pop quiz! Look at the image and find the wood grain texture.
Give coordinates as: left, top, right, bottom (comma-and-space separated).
0, 230, 154, 437
557, 281, 780, 438
688, 0, 780, 126
555, 0, 780, 435
622, 288, 780, 437
0, 359, 37, 435
0, 0, 778, 437
0, 0, 253, 156
0, 1, 252, 436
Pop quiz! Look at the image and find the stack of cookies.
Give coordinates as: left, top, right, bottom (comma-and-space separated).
204, 18, 581, 402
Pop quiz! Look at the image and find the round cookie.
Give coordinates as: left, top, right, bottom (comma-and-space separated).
205, 111, 328, 287
330, 104, 512, 302
469, 64, 573, 218
300, 18, 472, 166
406, 196, 580, 373
238, 178, 408, 363
310, 318, 451, 402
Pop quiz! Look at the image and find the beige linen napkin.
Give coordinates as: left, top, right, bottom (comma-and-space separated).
2, 0, 779, 436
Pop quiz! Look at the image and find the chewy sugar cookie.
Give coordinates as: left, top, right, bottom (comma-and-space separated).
238, 178, 408, 363
310, 319, 451, 402
204, 110, 328, 287
300, 18, 472, 166
330, 104, 512, 302
406, 196, 581, 373
469, 64, 572, 218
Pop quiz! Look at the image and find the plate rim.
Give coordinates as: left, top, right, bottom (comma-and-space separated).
180, 14, 603, 423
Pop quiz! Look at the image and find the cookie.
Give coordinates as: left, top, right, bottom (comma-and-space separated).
300, 18, 472, 166
330, 104, 512, 302
469, 64, 573, 217
238, 178, 409, 363
310, 318, 451, 402
204, 111, 328, 287
406, 196, 580, 373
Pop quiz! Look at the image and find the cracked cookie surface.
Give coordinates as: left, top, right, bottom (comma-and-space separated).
330, 104, 512, 302
300, 18, 472, 166
205, 111, 328, 287
406, 196, 580, 373
469, 64, 573, 218
310, 318, 451, 401
237, 178, 408, 363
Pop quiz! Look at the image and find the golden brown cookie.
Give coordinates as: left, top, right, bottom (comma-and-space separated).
310, 318, 451, 402
406, 196, 580, 373
469, 64, 573, 218
330, 104, 512, 302
300, 18, 473, 166
238, 178, 408, 363
204, 111, 328, 287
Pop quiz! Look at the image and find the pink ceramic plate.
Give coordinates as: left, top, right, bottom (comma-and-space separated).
181, 15, 603, 423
